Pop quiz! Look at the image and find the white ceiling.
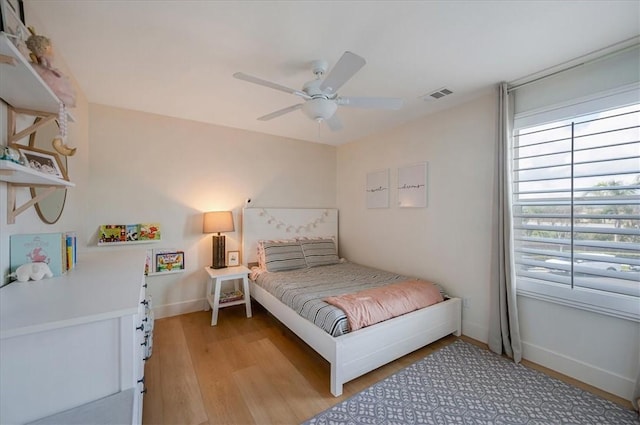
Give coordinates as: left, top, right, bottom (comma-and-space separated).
26, 1, 640, 146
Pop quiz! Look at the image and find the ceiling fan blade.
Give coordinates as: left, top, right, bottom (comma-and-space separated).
319, 51, 366, 95
337, 96, 403, 110
234, 72, 311, 99
325, 114, 343, 132
257, 104, 303, 121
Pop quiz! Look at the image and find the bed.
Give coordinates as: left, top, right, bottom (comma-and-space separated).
241, 208, 462, 396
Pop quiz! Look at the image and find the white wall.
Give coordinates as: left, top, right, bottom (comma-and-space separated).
87, 104, 336, 317
336, 90, 639, 401
337, 92, 497, 342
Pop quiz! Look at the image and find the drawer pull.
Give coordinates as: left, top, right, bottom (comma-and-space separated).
143, 283, 148, 288
138, 376, 145, 384
136, 324, 144, 331
141, 387, 147, 394
140, 300, 149, 306
143, 356, 150, 361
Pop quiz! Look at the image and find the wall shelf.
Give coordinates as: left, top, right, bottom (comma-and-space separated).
0, 32, 61, 114
146, 269, 184, 277
0, 32, 76, 224
0, 160, 75, 224
0, 160, 73, 186
97, 240, 161, 247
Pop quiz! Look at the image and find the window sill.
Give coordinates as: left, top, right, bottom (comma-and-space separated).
517, 278, 639, 322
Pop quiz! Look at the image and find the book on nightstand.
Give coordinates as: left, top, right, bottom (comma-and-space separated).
219, 290, 244, 303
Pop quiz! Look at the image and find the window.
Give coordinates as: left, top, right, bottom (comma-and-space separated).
512, 103, 640, 321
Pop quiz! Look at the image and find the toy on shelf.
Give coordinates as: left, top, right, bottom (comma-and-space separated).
25, 27, 77, 157
25, 27, 76, 107
10, 262, 53, 282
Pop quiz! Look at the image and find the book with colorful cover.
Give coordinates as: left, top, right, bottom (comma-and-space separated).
10, 233, 66, 277
64, 231, 77, 271
139, 223, 161, 241
99, 225, 126, 243
144, 249, 153, 275
220, 290, 244, 303
126, 224, 140, 241
155, 251, 184, 272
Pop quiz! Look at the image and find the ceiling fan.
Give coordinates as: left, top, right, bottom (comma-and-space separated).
233, 51, 403, 131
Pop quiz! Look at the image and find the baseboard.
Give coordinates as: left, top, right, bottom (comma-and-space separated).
461, 319, 489, 344
522, 340, 634, 401
152, 298, 206, 319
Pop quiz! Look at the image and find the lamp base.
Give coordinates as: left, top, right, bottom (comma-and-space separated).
211, 235, 226, 269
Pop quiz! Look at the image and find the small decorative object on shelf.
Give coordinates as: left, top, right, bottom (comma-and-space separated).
13, 144, 67, 180
0, 0, 29, 59
227, 250, 239, 266
52, 102, 76, 156
1, 145, 21, 164
98, 223, 162, 245
25, 26, 76, 107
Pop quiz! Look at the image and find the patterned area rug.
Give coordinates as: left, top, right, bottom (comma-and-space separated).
303, 340, 638, 425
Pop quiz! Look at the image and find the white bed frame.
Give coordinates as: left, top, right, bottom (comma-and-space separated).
241, 208, 462, 396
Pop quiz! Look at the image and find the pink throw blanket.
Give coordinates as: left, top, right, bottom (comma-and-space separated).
324, 280, 444, 331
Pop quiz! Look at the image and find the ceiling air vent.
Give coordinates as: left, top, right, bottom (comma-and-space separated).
420, 87, 453, 101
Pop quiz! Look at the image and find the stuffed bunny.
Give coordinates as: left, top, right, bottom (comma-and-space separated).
12, 262, 54, 282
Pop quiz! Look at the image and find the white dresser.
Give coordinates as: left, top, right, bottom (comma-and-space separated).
0, 250, 150, 424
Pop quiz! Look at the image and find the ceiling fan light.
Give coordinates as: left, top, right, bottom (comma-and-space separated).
302, 98, 338, 121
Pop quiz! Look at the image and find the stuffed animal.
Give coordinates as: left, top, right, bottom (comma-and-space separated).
25, 27, 76, 107
12, 262, 54, 282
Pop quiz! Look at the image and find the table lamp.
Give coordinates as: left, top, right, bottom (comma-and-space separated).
203, 211, 235, 269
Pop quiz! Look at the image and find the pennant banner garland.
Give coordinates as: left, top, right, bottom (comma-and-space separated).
257, 209, 330, 233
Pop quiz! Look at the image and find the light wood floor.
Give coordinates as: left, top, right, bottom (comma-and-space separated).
142, 301, 632, 425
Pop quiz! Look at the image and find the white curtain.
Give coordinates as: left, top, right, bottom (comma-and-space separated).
634, 363, 640, 411
488, 82, 522, 362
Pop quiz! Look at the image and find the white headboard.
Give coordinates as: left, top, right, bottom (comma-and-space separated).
241, 208, 338, 265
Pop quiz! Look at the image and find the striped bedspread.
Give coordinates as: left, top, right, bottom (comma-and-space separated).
251, 262, 418, 337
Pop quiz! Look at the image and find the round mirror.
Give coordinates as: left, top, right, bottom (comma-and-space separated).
29, 117, 67, 224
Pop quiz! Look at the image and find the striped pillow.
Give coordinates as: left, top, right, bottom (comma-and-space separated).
300, 238, 339, 267
261, 240, 307, 272
257, 238, 296, 269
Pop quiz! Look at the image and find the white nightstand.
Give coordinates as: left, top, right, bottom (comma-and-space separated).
204, 265, 252, 326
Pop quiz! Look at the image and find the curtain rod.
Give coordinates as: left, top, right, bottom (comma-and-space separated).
507, 38, 639, 93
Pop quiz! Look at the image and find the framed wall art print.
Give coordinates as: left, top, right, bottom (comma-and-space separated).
366, 169, 389, 208
398, 162, 428, 208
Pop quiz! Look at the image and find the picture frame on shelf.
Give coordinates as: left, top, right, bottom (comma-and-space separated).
227, 250, 239, 267
5, 0, 24, 22
14, 145, 68, 180
1, 0, 28, 51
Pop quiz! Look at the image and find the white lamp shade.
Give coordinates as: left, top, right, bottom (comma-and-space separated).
203, 211, 234, 234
